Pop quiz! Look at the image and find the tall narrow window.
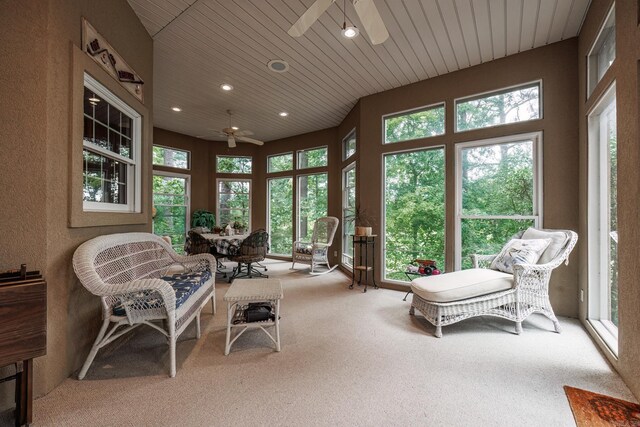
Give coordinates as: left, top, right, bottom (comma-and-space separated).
268, 177, 293, 255
587, 4, 616, 96
153, 172, 189, 253
216, 179, 251, 229
383, 148, 446, 281
342, 163, 356, 266
456, 133, 542, 269
83, 74, 141, 212
588, 84, 618, 353
297, 173, 328, 241
343, 129, 356, 160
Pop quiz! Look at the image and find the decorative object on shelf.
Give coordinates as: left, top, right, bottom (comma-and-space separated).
403, 259, 441, 301
349, 234, 378, 292
191, 209, 215, 230
232, 220, 246, 235
345, 205, 375, 236
82, 19, 144, 101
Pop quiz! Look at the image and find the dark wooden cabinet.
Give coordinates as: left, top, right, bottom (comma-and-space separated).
0, 278, 47, 426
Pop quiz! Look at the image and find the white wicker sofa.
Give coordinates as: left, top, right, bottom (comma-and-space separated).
410, 228, 578, 337
73, 232, 216, 378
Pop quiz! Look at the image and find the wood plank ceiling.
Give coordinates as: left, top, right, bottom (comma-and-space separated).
127, 0, 590, 143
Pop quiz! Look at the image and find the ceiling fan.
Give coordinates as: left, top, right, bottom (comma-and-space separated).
212, 110, 264, 148
288, 0, 389, 45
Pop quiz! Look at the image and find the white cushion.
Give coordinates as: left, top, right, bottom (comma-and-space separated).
490, 238, 551, 274
411, 269, 513, 303
521, 228, 570, 264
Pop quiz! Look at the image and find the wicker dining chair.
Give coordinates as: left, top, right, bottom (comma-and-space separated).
227, 229, 269, 282
187, 230, 227, 278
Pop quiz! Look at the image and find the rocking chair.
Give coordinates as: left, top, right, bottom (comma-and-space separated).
291, 216, 339, 275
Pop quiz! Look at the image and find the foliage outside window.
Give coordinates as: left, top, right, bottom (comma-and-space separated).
588, 5, 615, 97
384, 148, 445, 281
153, 173, 189, 253
216, 156, 252, 174
588, 84, 618, 352
82, 74, 140, 212
268, 177, 293, 255
455, 83, 541, 132
457, 135, 541, 270
153, 145, 189, 169
297, 173, 328, 241
384, 104, 445, 144
217, 179, 251, 228
343, 129, 356, 159
342, 163, 356, 266
297, 147, 327, 169
267, 153, 293, 173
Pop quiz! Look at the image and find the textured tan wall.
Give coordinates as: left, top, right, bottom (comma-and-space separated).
0, 0, 153, 405
578, 0, 640, 400
356, 39, 580, 313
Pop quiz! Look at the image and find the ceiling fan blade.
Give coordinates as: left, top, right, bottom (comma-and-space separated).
234, 130, 254, 137
353, 0, 389, 45
228, 135, 236, 148
236, 136, 264, 146
288, 0, 335, 37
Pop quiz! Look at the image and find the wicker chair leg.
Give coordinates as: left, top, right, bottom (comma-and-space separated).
169, 334, 176, 378
515, 321, 523, 335
211, 295, 216, 315
196, 312, 201, 339
409, 305, 415, 315
553, 321, 562, 333
78, 319, 110, 380
435, 307, 443, 338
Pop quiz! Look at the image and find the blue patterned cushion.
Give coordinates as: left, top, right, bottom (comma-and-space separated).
113, 270, 211, 316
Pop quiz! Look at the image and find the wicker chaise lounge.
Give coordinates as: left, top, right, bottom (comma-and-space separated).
73, 232, 216, 378
410, 228, 578, 337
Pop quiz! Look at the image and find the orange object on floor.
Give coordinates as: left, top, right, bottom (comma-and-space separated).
564, 385, 640, 426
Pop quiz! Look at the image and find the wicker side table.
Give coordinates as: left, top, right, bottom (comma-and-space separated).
223, 279, 283, 355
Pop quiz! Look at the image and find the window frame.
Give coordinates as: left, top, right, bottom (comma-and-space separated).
215, 178, 252, 229
82, 73, 142, 213
296, 146, 328, 170
587, 3, 616, 98
343, 128, 356, 160
382, 102, 446, 145
152, 144, 191, 170
152, 170, 191, 252
454, 132, 544, 270
266, 176, 294, 256
267, 152, 294, 173
216, 155, 252, 174
296, 171, 329, 241
587, 82, 618, 355
454, 80, 543, 133
342, 162, 356, 268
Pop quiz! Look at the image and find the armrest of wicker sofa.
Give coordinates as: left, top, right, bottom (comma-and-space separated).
471, 254, 498, 269
170, 252, 216, 273
104, 278, 178, 314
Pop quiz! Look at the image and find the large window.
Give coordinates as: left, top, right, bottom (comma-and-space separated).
83, 73, 141, 212
297, 147, 327, 169
153, 172, 189, 253
456, 133, 542, 269
587, 4, 616, 96
153, 145, 189, 169
455, 82, 541, 132
216, 156, 252, 174
588, 84, 618, 353
384, 103, 445, 144
297, 173, 328, 241
268, 177, 293, 255
216, 179, 251, 228
342, 163, 356, 266
343, 129, 356, 159
267, 153, 293, 173
383, 148, 446, 281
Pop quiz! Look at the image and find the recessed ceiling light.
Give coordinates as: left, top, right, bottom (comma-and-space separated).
279, 112, 289, 117
268, 59, 290, 73
232, 126, 239, 130
171, 106, 182, 112
220, 83, 234, 91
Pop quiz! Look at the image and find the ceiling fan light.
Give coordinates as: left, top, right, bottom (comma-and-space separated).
220, 83, 233, 91
171, 106, 182, 112
341, 26, 359, 39
231, 126, 239, 130
279, 111, 289, 117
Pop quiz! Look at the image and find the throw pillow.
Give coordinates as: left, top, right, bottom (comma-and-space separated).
491, 238, 552, 274
521, 228, 570, 264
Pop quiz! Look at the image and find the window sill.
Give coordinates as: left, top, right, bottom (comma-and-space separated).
587, 319, 619, 357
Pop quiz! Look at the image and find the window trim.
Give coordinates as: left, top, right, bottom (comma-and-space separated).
454, 132, 544, 270
267, 152, 294, 174
381, 145, 447, 284
296, 146, 328, 170
266, 176, 294, 256
342, 128, 357, 160
341, 162, 356, 268
453, 80, 543, 133
82, 72, 142, 213
586, 81, 618, 355
215, 155, 253, 174
296, 171, 329, 241
215, 178, 252, 229
152, 144, 191, 170
381, 102, 446, 145
152, 170, 191, 251
586, 3, 616, 98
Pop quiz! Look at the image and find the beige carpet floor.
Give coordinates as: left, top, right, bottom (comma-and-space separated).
26, 260, 636, 426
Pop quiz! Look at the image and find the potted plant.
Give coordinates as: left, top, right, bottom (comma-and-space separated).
191, 209, 215, 231
346, 205, 375, 236
232, 220, 246, 235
